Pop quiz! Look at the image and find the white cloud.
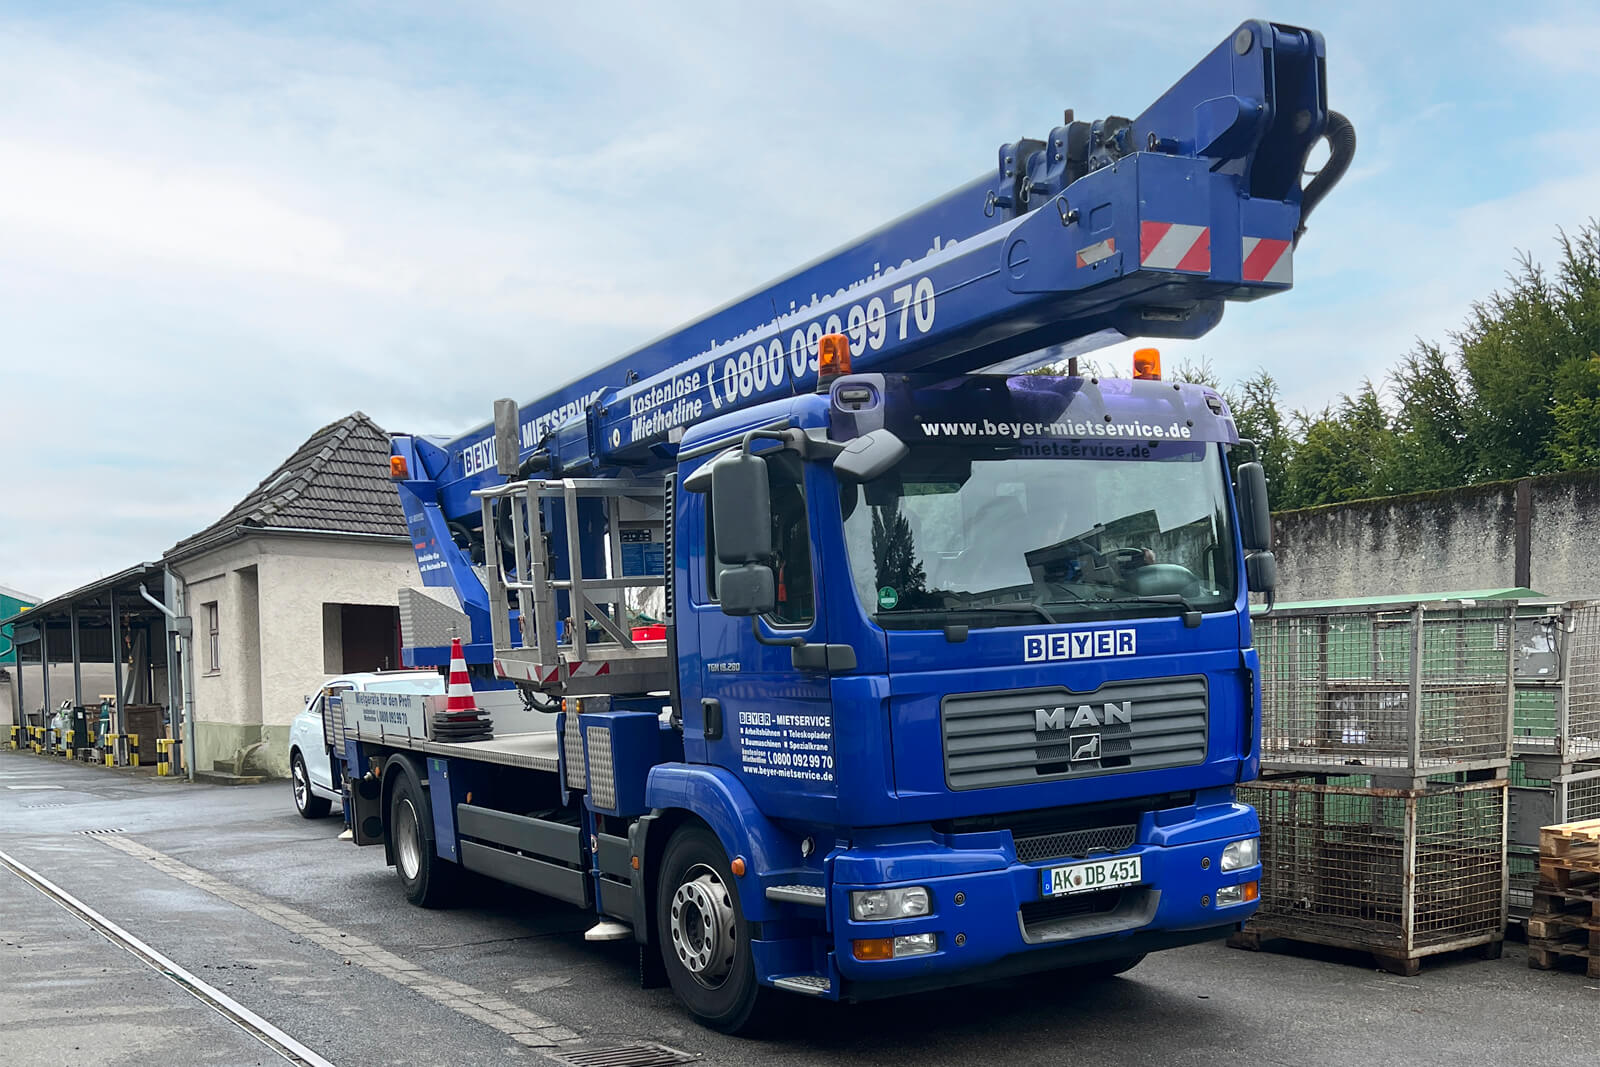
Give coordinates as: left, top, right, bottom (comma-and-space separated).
2, 2, 1597, 596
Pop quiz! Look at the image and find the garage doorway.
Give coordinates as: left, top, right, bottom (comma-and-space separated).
323, 604, 401, 674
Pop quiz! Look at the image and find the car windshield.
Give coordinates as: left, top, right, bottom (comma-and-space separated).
363, 675, 445, 695
841, 441, 1237, 629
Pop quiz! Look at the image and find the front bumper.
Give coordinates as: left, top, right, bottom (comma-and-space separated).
827, 801, 1260, 997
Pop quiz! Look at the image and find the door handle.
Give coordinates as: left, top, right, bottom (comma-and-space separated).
702, 698, 723, 741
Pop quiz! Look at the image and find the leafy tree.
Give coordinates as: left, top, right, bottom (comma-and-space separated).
1285, 383, 1395, 507
1226, 370, 1295, 502
1385, 340, 1471, 493
1453, 221, 1600, 479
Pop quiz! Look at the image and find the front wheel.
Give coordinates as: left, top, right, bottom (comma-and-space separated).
655, 824, 773, 1034
388, 768, 457, 908
291, 752, 332, 819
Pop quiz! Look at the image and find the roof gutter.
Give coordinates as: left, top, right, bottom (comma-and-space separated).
164, 524, 410, 566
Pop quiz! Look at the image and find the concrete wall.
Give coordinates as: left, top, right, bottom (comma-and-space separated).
1273, 468, 1600, 603
171, 534, 419, 778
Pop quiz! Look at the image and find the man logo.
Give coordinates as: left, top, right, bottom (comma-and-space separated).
1070, 734, 1102, 762
1034, 701, 1132, 733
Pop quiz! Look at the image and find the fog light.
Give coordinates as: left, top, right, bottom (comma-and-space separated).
893, 933, 938, 957
1221, 837, 1258, 872
1216, 881, 1260, 907
851, 886, 931, 921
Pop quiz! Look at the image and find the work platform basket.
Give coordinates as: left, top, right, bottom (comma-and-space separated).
1236, 775, 1507, 974
1254, 602, 1514, 782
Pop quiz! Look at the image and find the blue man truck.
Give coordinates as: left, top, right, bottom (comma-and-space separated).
331, 20, 1352, 1032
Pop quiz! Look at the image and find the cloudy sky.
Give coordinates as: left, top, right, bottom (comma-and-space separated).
3, 1, 1597, 599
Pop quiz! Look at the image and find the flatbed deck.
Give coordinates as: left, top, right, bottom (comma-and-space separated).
359, 730, 561, 773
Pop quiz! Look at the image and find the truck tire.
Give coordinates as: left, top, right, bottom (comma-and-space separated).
388, 769, 457, 908
291, 752, 332, 819
655, 824, 773, 1034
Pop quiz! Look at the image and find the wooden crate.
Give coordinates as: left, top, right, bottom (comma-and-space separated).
1527, 818, 1600, 978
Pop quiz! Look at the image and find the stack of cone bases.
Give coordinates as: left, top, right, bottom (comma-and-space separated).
431, 637, 494, 742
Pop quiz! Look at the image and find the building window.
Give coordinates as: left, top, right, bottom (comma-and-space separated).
205, 602, 220, 673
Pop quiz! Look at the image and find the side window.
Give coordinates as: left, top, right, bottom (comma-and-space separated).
767, 454, 814, 626
700, 454, 814, 626
704, 486, 719, 602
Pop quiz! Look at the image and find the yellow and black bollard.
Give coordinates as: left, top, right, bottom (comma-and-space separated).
128, 733, 140, 768
103, 734, 119, 767
7, 725, 18, 750
155, 738, 170, 776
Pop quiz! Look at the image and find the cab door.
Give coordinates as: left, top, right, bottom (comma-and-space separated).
686, 450, 839, 821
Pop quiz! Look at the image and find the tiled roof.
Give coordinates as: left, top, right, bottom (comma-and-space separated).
169, 412, 407, 556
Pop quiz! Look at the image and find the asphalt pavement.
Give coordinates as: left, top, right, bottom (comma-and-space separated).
1, 748, 1594, 1066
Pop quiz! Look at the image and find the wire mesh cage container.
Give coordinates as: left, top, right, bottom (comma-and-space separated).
1511, 600, 1600, 766
1237, 776, 1506, 972
1508, 762, 1600, 848
1255, 602, 1515, 779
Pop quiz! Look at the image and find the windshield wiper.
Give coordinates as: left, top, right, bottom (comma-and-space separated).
1090, 593, 1204, 629
939, 601, 1056, 624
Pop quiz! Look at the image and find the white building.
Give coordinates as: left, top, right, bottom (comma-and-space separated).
165, 412, 420, 778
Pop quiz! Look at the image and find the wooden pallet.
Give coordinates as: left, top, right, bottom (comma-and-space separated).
1227, 926, 1502, 977
1528, 818, 1600, 977
1540, 817, 1600, 866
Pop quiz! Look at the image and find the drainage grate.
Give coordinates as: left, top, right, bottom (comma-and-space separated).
554, 1044, 699, 1067
21, 803, 70, 810
76, 828, 127, 835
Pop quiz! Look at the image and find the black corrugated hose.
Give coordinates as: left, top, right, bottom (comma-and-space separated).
1295, 110, 1355, 245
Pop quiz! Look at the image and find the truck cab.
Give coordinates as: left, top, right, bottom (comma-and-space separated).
658, 364, 1265, 1011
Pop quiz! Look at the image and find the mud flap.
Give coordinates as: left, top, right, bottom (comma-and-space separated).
350, 772, 385, 846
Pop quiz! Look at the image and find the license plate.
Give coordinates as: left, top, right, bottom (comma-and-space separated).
1040, 855, 1142, 897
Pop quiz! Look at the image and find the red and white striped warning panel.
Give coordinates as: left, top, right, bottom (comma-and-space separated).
1076, 237, 1116, 268
1140, 222, 1210, 273
493, 658, 612, 686
1241, 236, 1293, 285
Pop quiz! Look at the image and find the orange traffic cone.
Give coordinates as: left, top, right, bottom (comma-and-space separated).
431, 637, 494, 741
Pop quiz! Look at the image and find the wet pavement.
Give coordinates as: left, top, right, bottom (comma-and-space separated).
1, 748, 1594, 1066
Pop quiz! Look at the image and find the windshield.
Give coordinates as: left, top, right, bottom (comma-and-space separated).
841, 442, 1238, 629
363, 675, 445, 695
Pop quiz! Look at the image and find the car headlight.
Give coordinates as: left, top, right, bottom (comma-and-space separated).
1221, 837, 1259, 872
850, 886, 931, 921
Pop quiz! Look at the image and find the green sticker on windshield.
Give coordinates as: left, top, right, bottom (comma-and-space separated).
877, 586, 899, 610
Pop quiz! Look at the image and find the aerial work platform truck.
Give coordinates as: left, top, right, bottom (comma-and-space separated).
330, 19, 1354, 1031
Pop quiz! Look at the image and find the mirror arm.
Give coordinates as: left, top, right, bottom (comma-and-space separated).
750, 617, 805, 648
740, 428, 791, 456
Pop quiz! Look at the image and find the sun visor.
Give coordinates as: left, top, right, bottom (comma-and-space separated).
884, 374, 1239, 450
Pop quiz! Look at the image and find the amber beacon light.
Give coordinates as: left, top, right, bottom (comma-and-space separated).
816, 333, 853, 389
1133, 348, 1162, 380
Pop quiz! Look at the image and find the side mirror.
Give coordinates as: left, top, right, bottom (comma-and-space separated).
1234, 461, 1272, 552
710, 452, 771, 564
834, 428, 909, 484
718, 563, 777, 617
1245, 551, 1277, 594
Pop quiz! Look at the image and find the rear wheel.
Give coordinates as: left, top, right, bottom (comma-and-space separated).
655, 824, 773, 1034
291, 752, 331, 819
388, 768, 457, 908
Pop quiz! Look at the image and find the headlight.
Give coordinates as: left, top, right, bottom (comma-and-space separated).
850, 886, 931, 921
1221, 837, 1259, 872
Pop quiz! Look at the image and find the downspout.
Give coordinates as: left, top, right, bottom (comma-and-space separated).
141, 578, 197, 782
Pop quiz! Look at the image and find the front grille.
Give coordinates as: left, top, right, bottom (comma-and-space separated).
1020, 888, 1124, 927
942, 675, 1209, 790
1014, 824, 1137, 863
